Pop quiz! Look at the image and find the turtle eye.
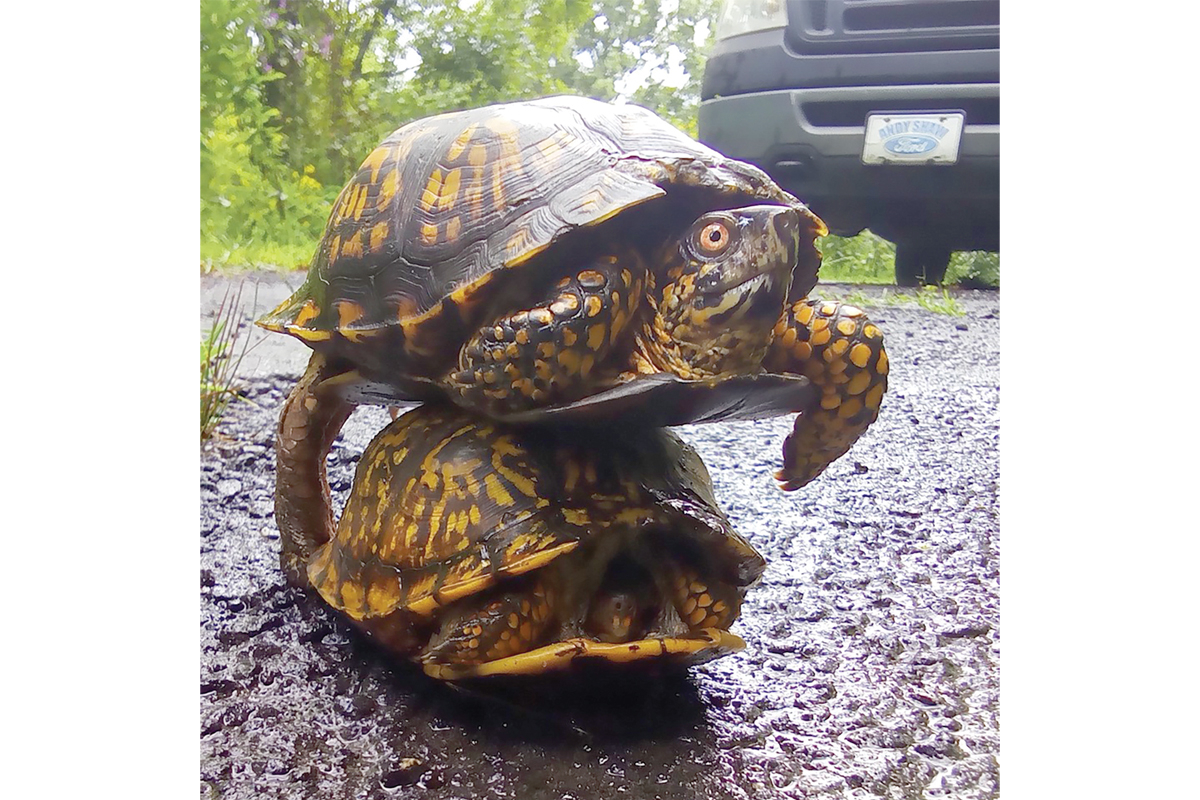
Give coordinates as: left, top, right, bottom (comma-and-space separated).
697, 221, 731, 254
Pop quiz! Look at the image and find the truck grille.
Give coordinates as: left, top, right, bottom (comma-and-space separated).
788, 0, 1000, 54
803, 94, 999, 126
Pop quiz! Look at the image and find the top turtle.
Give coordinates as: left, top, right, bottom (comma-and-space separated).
259, 97, 888, 568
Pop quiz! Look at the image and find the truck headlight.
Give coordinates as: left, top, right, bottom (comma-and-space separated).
714, 0, 788, 41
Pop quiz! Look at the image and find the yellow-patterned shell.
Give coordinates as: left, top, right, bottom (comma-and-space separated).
307, 403, 765, 623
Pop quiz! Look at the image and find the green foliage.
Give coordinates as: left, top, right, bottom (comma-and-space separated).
200, 114, 336, 269
818, 231, 897, 285
553, 0, 722, 136
201, 0, 338, 270
394, 0, 586, 115
201, 285, 252, 441
946, 250, 1001, 288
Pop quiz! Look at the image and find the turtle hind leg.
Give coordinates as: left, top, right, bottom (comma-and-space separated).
420, 577, 557, 675
274, 352, 354, 588
764, 298, 889, 491
442, 258, 645, 416
667, 564, 741, 632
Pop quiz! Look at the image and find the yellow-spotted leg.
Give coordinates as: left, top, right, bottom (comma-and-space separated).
421, 578, 557, 670
764, 299, 889, 490
668, 565, 742, 631
443, 258, 645, 415
274, 352, 354, 587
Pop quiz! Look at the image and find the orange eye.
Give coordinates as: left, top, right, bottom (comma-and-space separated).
698, 221, 730, 253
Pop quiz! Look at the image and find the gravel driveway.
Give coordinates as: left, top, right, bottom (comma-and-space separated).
201, 271, 1000, 799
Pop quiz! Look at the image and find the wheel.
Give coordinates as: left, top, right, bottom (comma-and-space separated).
894, 243, 952, 286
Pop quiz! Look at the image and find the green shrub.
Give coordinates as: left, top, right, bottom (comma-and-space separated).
200, 113, 334, 270
817, 231, 896, 284
946, 250, 1001, 288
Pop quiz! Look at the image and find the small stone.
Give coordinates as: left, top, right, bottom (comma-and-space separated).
380, 758, 427, 788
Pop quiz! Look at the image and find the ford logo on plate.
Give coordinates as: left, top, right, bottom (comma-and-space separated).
883, 134, 939, 156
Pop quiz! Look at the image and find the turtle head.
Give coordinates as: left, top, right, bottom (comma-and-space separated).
587, 591, 641, 643
652, 205, 798, 377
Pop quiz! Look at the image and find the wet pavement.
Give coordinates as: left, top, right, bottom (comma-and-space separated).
201, 272, 1000, 799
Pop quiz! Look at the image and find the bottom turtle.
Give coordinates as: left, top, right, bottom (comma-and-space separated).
300, 404, 765, 680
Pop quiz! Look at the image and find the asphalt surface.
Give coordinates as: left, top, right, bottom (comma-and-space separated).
200, 271, 1000, 799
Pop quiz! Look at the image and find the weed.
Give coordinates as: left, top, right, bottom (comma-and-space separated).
201, 283, 254, 441
824, 288, 874, 308
914, 286, 966, 316
832, 287, 965, 316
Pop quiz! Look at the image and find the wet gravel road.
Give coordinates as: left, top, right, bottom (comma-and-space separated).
200, 272, 1000, 799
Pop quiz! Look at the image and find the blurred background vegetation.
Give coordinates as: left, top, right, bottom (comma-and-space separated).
200, 0, 997, 286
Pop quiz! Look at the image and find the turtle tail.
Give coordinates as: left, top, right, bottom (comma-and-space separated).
274, 352, 354, 587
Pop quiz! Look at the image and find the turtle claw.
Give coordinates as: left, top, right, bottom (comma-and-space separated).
774, 469, 803, 493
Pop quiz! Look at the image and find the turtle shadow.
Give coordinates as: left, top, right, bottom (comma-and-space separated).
415, 663, 713, 745
234, 586, 720, 752
350, 630, 717, 747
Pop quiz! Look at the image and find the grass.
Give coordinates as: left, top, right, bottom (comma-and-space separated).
912, 286, 966, 316
201, 240, 312, 274
826, 288, 874, 309
820, 285, 966, 317
201, 283, 254, 441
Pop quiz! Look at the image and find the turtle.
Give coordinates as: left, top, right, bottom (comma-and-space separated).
258, 96, 889, 570
300, 403, 766, 680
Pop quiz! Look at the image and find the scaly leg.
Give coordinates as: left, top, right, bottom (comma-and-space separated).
274, 352, 354, 587
764, 298, 889, 490
442, 257, 645, 416
667, 564, 741, 631
420, 578, 556, 669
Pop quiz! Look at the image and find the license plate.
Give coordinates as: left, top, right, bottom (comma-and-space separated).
862, 112, 965, 165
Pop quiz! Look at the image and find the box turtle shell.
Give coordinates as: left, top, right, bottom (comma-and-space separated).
302, 404, 766, 680
259, 97, 889, 568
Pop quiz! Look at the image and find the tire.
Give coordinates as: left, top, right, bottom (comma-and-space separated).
895, 243, 952, 286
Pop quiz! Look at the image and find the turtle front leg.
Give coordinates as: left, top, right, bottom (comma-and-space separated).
442, 257, 645, 416
764, 298, 889, 490
420, 578, 557, 679
274, 352, 354, 587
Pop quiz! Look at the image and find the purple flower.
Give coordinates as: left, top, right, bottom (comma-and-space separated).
265, 11, 279, 25
319, 34, 332, 56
